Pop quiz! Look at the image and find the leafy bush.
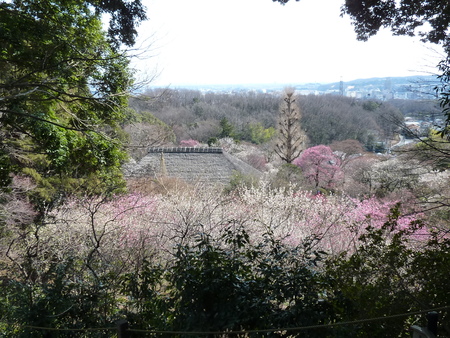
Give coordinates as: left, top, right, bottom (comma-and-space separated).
123, 226, 335, 337
324, 206, 450, 337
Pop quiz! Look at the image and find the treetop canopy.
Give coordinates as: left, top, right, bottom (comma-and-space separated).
0, 0, 147, 204
273, 0, 450, 46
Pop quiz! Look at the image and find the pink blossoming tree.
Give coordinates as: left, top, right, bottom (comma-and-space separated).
180, 139, 200, 147
293, 145, 344, 190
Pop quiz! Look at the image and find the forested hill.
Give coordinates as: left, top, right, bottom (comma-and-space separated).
128, 86, 440, 157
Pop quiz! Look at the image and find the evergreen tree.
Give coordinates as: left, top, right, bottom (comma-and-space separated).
0, 0, 146, 212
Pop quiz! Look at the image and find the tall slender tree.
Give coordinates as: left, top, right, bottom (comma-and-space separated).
274, 88, 307, 163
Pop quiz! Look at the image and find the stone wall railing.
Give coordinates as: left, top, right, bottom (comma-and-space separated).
148, 147, 223, 154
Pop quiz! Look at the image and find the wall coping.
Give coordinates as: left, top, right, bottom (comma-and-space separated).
148, 147, 223, 154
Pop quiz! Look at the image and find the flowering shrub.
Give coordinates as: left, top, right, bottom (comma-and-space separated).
293, 145, 344, 190
233, 183, 426, 253
179, 139, 200, 147
0, 175, 37, 229
35, 194, 162, 277
27, 182, 426, 265
244, 153, 267, 170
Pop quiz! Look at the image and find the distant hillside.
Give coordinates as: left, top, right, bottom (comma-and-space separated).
159, 75, 439, 100
317, 75, 438, 96
292, 75, 438, 100
318, 75, 438, 90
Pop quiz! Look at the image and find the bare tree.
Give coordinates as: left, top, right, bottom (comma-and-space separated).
124, 122, 176, 160
274, 88, 307, 163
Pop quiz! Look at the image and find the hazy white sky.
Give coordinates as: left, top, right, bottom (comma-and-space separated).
133, 0, 442, 87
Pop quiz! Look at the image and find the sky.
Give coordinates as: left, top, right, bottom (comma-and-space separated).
132, 0, 443, 87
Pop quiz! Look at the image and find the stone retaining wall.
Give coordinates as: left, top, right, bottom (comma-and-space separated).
124, 147, 261, 185
148, 147, 223, 153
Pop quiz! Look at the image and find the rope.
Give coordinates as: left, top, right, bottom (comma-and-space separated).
6, 305, 449, 335
127, 305, 450, 335
8, 325, 116, 332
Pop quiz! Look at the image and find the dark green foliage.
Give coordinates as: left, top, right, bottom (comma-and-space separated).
95, 0, 147, 48
325, 207, 450, 337
270, 163, 305, 190
0, 148, 13, 189
362, 101, 381, 112
437, 48, 450, 139
0, 1, 144, 330
241, 122, 276, 144
219, 117, 236, 139
120, 262, 170, 332
0, 0, 144, 212
340, 0, 450, 44
122, 226, 333, 337
207, 137, 219, 146
0, 258, 122, 337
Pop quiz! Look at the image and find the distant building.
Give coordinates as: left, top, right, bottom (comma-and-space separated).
383, 78, 394, 100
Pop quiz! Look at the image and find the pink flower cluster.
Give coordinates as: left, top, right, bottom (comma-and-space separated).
180, 139, 200, 147
293, 145, 344, 189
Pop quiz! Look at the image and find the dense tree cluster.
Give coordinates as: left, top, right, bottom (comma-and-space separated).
299, 95, 403, 146
129, 88, 405, 152
0, 0, 146, 215
388, 99, 442, 120
130, 88, 279, 144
